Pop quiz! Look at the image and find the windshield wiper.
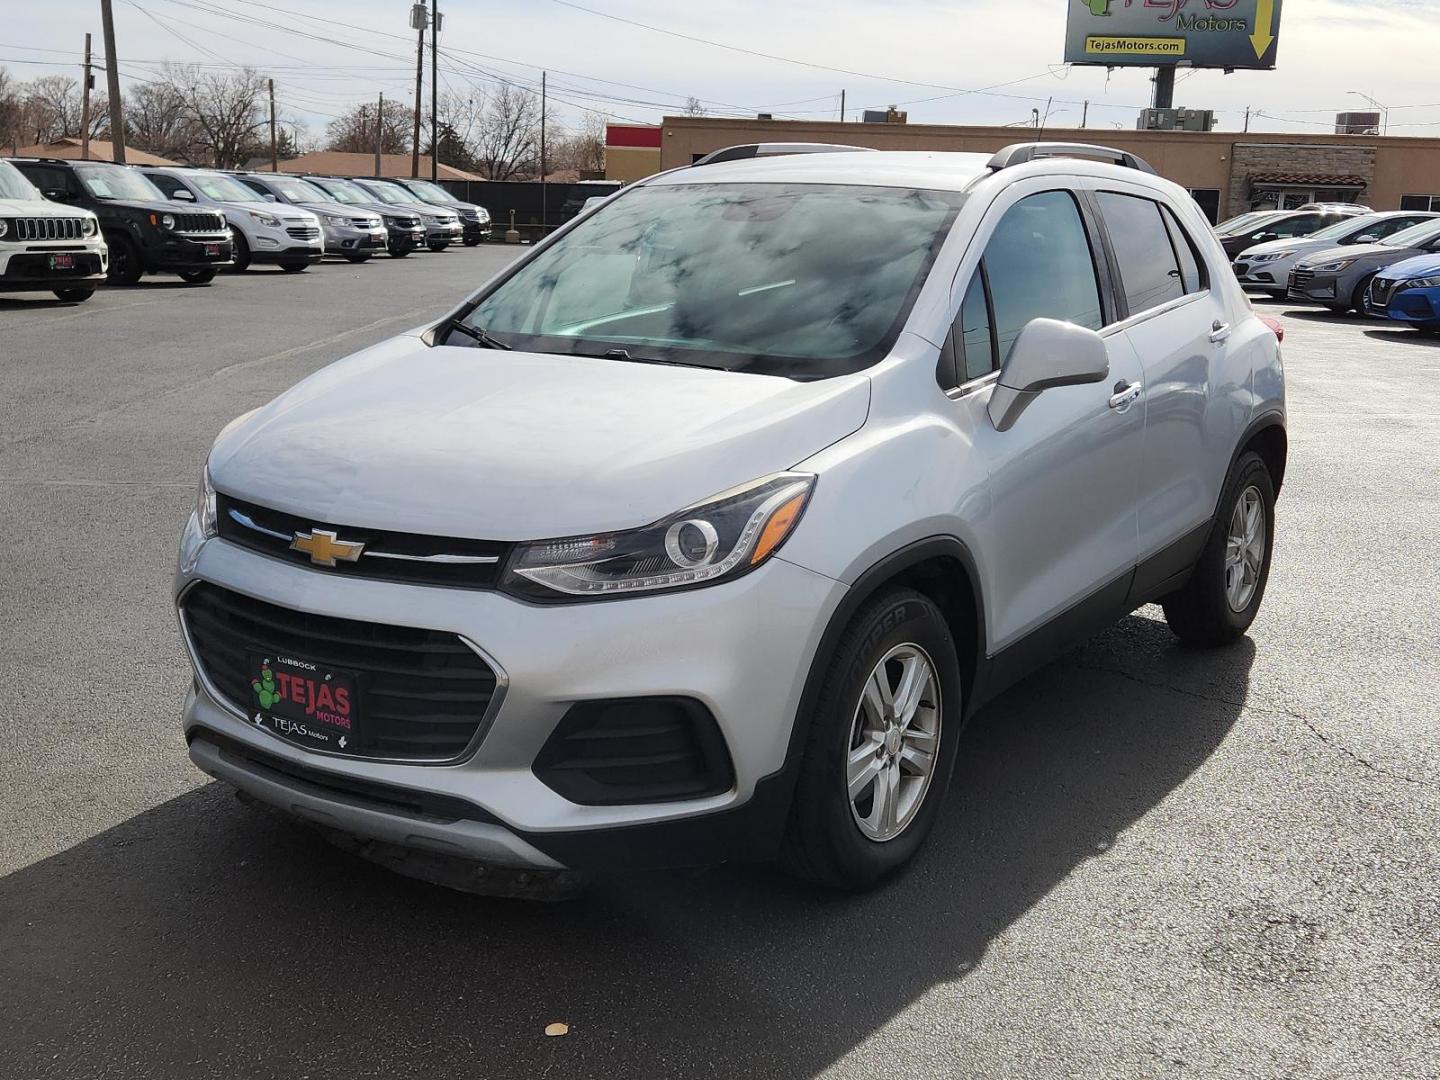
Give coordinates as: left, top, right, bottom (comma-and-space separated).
570, 346, 708, 369
448, 322, 512, 350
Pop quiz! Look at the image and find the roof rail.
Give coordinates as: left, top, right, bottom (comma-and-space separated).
988, 142, 1158, 176
691, 142, 877, 167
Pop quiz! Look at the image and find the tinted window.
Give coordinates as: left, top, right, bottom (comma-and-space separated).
1162, 206, 1206, 295
147, 173, 185, 198
16, 164, 70, 195
957, 269, 996, 382
1098, 193, 1184, 315
982, 190, 1102, 362
1264, 213, 1323, 239
1370, 216, 1433, 240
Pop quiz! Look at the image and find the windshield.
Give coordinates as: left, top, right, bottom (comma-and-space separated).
402, 179, 452, 204
311, 178, 373, 205
268, 177, 329, 203
0, 160, 40, 200
1382, 220, 1440, 248
191, 173, 264, 203
76, 164, 166, 201
357, 181, 411, 205
454, 182, 963, 380
1215, 211, 1279, 237
1306, 216, 1374, 244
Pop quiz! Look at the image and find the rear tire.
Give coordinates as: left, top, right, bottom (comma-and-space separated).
52, 286, 95, 302
782, 588, 962, 890
230, 231, 252, 272
178, 270, 215, 284
1162, 451, 1275, 647
106, 235, 142, 285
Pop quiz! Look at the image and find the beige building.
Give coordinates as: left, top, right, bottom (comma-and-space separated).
643, 117, 1440, 221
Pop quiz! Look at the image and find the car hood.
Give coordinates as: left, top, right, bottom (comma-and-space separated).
298, 202, 379, 222
1375, 252, 1440, 281
1237, 235, 1336, 258
209, 335, 872, 540
94, 197, 201, 216
221, 200, 318, 224
1298, 242, 1418, 269
0, 197, 94, 217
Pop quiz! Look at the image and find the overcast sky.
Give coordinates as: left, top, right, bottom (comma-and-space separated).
7, 0, 1440, 138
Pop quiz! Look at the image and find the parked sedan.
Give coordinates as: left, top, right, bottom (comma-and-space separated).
1363, 252, 1440, 333
1217, 206, 1368, 260
1288, 218, 1440, 313
1234, 211, 1440, 298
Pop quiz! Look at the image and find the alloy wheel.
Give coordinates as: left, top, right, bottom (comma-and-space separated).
846, 643, 942, 843
1225, 485, 1266, 612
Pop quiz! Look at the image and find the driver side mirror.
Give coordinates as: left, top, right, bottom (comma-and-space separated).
988, 318, 1110, 432
1353, 234, 1378, 244
43, 188, 74, 203
263, 193, 278, 202
171, 188, 195, 201
1255, 232, 1279, 242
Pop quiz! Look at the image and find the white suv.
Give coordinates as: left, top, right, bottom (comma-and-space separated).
0, 159, 107, 301
142, 167, 323, 273
176, 143, 1286, 894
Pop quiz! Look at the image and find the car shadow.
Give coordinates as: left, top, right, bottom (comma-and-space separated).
1362, 327, 1440, 345
1275, 307, 1371, 324
0, 614, 1253, 1078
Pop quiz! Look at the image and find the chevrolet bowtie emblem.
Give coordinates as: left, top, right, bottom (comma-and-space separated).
290, 528, 365, 567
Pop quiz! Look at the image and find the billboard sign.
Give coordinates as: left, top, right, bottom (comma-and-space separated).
1064, 0, 1283, 70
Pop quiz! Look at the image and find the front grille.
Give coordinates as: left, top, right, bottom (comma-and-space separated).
182, 583, 499, 762
458, 208, 479, 221
285, 225, 320, 241
1290, 269, 1315, 291
216, 493, 511, 589
1370, 278, 1395, 305
389, 215, 421, 229
4, 216, 88, 241
349, 217, 376, 228
534, 698, 735, 805
174, 211, 226, 233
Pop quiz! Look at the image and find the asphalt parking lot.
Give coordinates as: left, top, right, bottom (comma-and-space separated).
2, 257, 1437, 1080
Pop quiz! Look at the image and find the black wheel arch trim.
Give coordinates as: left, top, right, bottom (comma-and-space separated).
1231, 409, 1287, 499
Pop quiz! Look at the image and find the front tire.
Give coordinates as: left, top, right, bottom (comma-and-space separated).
782, 588, 962, 890
178, 270, 216, 284
279, 260, 309, 273
344, 253, 371, 264
388, 245, 410, 259
463, 236, 482, 247
230, 232, 252, 272
106, 235, 142, 285
53, 286, 95, 302
427, 240, 449, 252
1162, 451, 1276, 646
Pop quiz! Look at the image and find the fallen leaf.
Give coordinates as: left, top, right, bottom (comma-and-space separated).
544, 1022, 569, 1037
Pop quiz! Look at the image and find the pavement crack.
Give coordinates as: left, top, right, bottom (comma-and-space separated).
1058, 658, 1431, 789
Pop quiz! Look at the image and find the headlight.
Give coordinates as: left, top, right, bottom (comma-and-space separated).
1307, 259, 1356, 273
247, 209, 279, 227
1404, 276, 1440, 289
1250, 250, 1293, 263
82, 216, 97, 236
196, 465, 218, 539
323, 214, 349, 227
504, 473, 815, 600
0, 219, 7, 238
161, 213, 176, 230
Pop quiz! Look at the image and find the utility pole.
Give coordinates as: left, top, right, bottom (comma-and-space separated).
540, 71, 547, 229
80, 33, 93, 160
410, 2, 425, 179
375, 91, 384, 176
1152, 66, 1176, 110
1081, 100, 1089, 129
100, 0, 126, 163
1244, 105, 1251, 133
430, 0, 439, 182
268, 77, 278, 172
839, 89, 845, 122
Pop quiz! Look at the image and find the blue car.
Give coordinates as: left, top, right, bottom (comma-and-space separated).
1366, 253, 1440, 333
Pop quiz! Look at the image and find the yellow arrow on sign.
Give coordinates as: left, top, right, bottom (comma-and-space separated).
1250, 0, 1276, 60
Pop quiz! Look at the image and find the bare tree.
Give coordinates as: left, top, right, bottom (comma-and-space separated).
682, 96, 707, 118
326, 97, 411, 155
0, 68, 22, 151
472, 84, 543, 180
550, 112, 605, 176
25, 74, 107, 141
125, 80, 190, 159
165, 63, 268, 168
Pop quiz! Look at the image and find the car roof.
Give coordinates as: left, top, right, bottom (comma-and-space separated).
650, 151, 995, 191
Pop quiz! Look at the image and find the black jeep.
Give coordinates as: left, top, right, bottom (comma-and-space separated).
11, 159, 233, 285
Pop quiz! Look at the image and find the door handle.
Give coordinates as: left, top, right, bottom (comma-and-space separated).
1209, 319, 1232, 344
1108, 380, 1143, 412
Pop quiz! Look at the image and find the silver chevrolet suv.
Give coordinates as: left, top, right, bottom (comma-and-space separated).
176, 143, 1286, 894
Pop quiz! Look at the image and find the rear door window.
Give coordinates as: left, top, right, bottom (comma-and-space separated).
1097, 192, 1185, 316
982, 190, 1103, 362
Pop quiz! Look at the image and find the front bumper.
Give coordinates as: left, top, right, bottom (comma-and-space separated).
423, 222, 463, 244
322, 225, 388, 255
1286, 269, 1343, 304
174, 522, 844, 871
1366, 284, 1440, 326
146, 231, 234, 271
461, 220, 491, 242
385, 226, 424, 250
0, 246, 107, 288
1234, 259, 1290, 288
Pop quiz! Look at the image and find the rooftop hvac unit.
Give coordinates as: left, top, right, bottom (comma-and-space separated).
861, 108, 908, 124
1335, 112, 1381, 135
1138, 108, 1215, 131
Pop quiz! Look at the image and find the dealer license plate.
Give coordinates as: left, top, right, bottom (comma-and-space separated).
249, 651, 361, 754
